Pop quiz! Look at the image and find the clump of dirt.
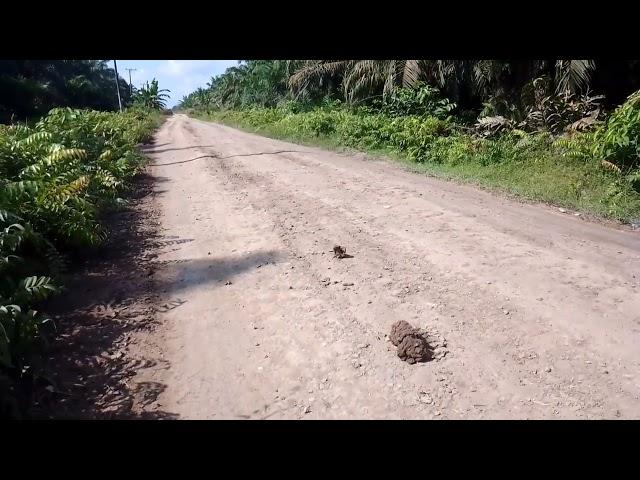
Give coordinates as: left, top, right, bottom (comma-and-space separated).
390, 321, 416, 346
333, 245, 348, 258
390, 320, 432, 364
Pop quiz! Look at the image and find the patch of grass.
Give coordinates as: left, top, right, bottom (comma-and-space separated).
194, 108, 640, 223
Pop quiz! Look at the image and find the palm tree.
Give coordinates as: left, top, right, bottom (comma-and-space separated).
288, 60, 596, 106
289, 60, 427, 103
133, 79, 170, 109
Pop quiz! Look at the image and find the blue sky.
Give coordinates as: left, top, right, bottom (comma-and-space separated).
115, 60, 239, 107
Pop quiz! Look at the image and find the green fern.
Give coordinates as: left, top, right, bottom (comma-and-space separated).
16, 131, 52, 147
1, 106, 161, 416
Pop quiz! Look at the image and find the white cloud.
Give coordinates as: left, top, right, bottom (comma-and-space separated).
158, 60, 186, 76
158, 60, 237, 77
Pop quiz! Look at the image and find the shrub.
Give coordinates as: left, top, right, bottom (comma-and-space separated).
593, 90, 640, 171
0, 106, 161, 417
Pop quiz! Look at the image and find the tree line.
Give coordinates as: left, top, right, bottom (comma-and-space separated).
178, 60, 640, 115
0, 60, 171, 124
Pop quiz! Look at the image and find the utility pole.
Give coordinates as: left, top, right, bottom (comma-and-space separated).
125, 68, 137, 96
113, 60, 123, 112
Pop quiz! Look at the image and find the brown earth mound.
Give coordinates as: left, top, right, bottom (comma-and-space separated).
390, 321, 432, 364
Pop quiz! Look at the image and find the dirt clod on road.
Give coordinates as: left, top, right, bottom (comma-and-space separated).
390, 321, 432, 364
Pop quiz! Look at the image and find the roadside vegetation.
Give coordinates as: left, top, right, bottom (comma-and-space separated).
179, 60, 640, 222
0, 60, 167, 417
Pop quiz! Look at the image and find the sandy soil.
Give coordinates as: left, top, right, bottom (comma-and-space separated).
52, 113, 640, 419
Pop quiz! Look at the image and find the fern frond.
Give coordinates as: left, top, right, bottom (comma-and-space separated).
17, 131, 53, 147
98, 149, 113, 162
43, 175, 90, 204
14, 276, 59, 303
43, 148, 87, 165
2, 180, 41, 200
601, 160, 622, 174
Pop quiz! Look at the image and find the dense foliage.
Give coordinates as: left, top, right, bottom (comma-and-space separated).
0, 61, 134, 123
0, 106, 161, 417
179, 60, 640, 113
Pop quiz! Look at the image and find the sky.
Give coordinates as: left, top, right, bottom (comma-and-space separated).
115, 60, 240, 107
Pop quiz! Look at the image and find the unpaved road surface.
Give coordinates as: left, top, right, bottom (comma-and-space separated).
133, 114, 640, 419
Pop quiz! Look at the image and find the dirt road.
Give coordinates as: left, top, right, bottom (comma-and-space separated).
133, 113, 640, 419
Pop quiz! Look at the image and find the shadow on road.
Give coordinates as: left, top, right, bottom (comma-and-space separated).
42, 170, 287, 419
155, 250, 284, 295
44, 172, 178, 419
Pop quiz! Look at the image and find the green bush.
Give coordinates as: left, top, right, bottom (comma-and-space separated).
594, 90, 640, 171
382, 84, 456, 120
0, 106, 161, 417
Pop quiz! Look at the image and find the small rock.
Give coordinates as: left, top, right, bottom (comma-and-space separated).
418, 391, 433, 404
225, 281, 232, 286
574, 213, 581, 217
303, 406, 311, 414
434, 411, 441, 416
503, 309, 510, 315
545, 367, 552, 373
343, 282, 354, 286
559, 208, 567, 213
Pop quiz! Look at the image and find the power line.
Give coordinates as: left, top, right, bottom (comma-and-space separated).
125, 68, 137, 96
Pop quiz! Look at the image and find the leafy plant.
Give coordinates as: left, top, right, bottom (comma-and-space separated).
593, 89, 640, 171
0, 106, 161, 417
382, 84, 456, 119
474, 116, 514, 138
133, 79, 171, 110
